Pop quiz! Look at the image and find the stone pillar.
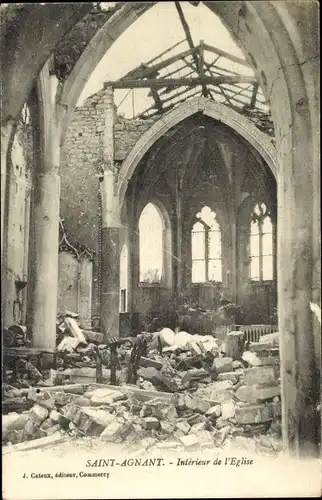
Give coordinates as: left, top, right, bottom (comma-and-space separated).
175, 181, 183, 302
27, 67, 61, 350
1, 120, 15, 273
100, 170, 122, 340
28, 171, 60, 349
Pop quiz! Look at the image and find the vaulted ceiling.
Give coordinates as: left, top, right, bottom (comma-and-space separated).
128, 113, 276, 217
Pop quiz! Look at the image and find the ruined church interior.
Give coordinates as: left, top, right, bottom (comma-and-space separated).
1, 1, 321, 470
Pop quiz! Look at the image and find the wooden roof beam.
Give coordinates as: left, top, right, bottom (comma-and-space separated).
104, 75, 256, 89
121, 46, 199, 80
175, 2, 209, 97
203, 43, 250, 68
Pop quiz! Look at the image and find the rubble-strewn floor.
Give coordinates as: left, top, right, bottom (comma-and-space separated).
3, 327, 282, 456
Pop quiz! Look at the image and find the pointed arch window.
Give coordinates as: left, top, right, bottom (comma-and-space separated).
250, 202, 273, 281
191, 206, 222, 283
139, 203, 164, 283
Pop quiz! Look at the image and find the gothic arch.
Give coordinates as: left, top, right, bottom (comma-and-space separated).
116, 97, 277, 209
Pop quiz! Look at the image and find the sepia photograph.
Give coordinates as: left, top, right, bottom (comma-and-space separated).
1, 1, 321, 498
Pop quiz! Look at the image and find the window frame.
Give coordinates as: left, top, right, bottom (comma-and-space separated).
138, 202, 170, 287
249, 203, 274, 283
191, 210, 222, 284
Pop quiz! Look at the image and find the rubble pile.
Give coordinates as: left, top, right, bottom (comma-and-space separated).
3, 329, 282, 455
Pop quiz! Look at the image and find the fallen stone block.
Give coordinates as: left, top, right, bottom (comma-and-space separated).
82, 329, 104, 344
2, 397, 33, 414
190, 422, 207, 434
130, 404, 141, 414
3, 432, 66, 455
221, 400, 236, 420
73, 396, 92, 407
24, 419, 47, 439
217, 372, 238, 384
100, 420, 128, 442
27, 389, 55, 410
185, 395, 210, 414
244, 366, 277, 386
174, 429, 185, 439
174, 393, 186, 410
52, 392, 76, 407
152, 371, 179, 392
235, 402, 281, 424
176, 420, 191, 434
63, 367, 112, 384
139, 406, 152, 418
197, 380, 234, 404
142, 417, 160, 430
3, 429, 24, 445
64, 317, 87, 347
160, 421, 175, 434
249, 342, 276, 352
74, 408, 114, 436
181, 368, 208, 389
139, 357, 164, 370
121, 385, 174, 404
49, 410, 63, 424
46, 423, 62, 436
213, 425, 231, 446
137, 367, 159, 383
179, 434, 199, 448
215, 417, 232, 430
212, 357, 233, 374
205, 405, 221, 419
3, 413, 29, 438
225, 331, 245, 360
62, 403, 80, 422
242, 351, 279, 367
185, 413, 206, 425
235, 384, 280, 403
253, 385, 280, 401
29, 404, 49, 425
196, 430, 214, 448
57, 336, 78, 352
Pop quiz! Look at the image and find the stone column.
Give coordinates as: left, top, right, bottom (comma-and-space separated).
28, 170, 60, 349
1, 120, 15, 271
27, 68, 61, 350
100, 170, 122, 340
99, 86, 122, 340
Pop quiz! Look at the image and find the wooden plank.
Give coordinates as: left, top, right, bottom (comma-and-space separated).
175, 1, 200, 71
122, 47, 198, 80
204, 43, 250, 67
145, 38, 186, 66
105, 75, 256, 89
150, 86, 164, 113
250, 83, 259, 108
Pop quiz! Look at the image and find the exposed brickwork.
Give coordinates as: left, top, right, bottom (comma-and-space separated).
60, 87, 158, 250
114, 115, 158, 162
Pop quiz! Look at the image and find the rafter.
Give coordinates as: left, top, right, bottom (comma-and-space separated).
175, 1, 209, 97
104, 75, 256, 89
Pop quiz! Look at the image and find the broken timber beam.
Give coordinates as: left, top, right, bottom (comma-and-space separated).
104, 75, 256, 89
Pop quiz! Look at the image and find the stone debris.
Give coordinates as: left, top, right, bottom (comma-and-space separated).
2, 326, 282, 453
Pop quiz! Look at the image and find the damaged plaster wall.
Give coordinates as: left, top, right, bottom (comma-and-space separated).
4, 122, 32, 327
57, 251, 93, 329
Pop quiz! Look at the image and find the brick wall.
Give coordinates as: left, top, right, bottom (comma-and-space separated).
60, 87, 158, 250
